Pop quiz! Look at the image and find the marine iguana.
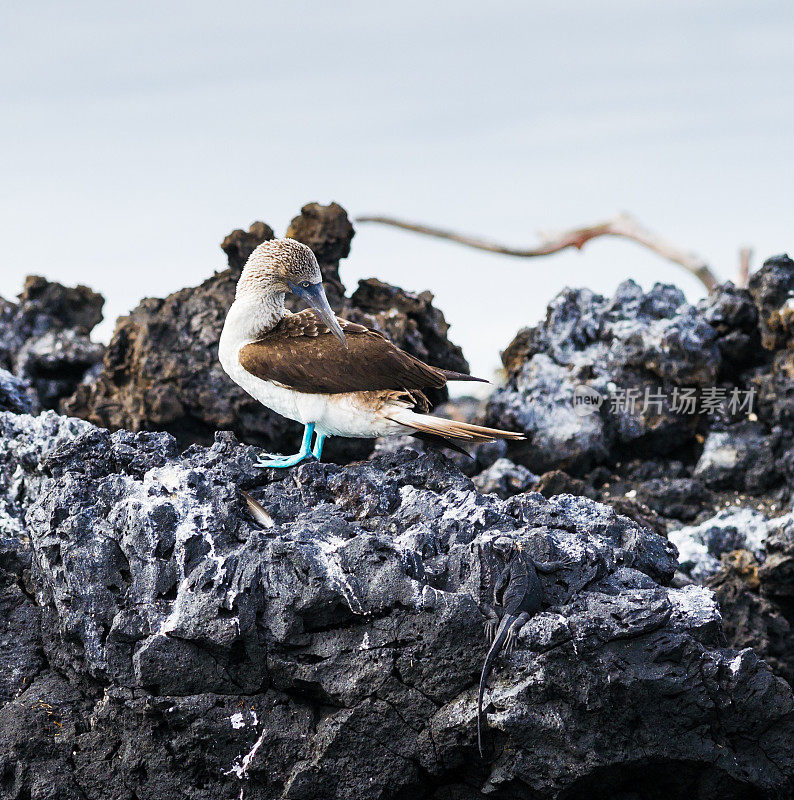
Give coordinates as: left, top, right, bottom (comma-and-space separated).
477, 535, 571, 757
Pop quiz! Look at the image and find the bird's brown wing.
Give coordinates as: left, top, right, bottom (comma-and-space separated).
238, 310, 448, 394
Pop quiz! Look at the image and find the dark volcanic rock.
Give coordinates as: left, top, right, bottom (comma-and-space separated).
16, 329, 105, 410
221, 220, 276, 274
1, 410, 793, 800
669, 508, 775, 582
749, 253, 794, 351
485, 264, 794, 524
634, 477, 712, 522
606, 496, 668, 538
0, 413, 93, 713
699, 280, 761, 369
471, 457, 536, 498
4, 239, 794, 797
760, 518, 794, 600
11, 274, 104, 335
535, 469, 594, 499
485, 274, 792, 481
0, 368, 38, 414
707, 551, 794, 686
0, 275, 105, 409
484, 261, 794, 698
486, 281, 717, 473
694, 422, 780, 492
64, 202, 470, 455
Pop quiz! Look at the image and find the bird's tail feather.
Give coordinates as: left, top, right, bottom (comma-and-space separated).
240, 490, 275, 528
385, 408, 525, 443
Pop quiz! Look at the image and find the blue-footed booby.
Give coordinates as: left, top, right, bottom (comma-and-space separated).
219, 238, 525, 467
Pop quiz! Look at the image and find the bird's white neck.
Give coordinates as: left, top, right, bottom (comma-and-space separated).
223, 289, 286, 343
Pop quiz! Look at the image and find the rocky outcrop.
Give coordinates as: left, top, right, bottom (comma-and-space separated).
0, 369, 37, 415
0, 275, 105, 410
760, 517, 794, 600
63, 202, 469, 456
486, 281, 717, 472
478, 254, 794, 698
4, 230, 794, 799
668, 508, 777, 582
707, 519, 794, 687
483, 255, 794, 542
1, 409, 793, 799
486, 279, 758, 474
694, 422, 780, 493
707, 551, 794, 687
221, 221, 277, 274
749, 254, 794, 351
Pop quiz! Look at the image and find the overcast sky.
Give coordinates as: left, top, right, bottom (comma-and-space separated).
3, 1, 793, 386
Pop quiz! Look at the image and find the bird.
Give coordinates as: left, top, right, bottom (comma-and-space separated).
218, 238, 525, 468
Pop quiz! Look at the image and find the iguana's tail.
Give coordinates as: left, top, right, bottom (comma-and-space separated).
477, 613, 515, 758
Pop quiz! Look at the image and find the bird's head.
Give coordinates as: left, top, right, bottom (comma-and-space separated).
237, 238, 346, 345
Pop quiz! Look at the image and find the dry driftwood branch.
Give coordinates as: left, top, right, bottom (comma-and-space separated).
356, 212, 720, 291
738, 247, 753, 289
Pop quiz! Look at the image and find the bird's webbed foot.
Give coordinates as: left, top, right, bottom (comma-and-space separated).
253, 423, 317, 469
253, 452, 315, 469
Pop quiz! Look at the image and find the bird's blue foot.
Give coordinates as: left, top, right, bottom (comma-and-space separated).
253, 452, 313, 468
254, 423, 320, 469
311, 433, 326, 460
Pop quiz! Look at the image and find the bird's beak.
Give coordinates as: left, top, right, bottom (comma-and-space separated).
289, 281, 347, 346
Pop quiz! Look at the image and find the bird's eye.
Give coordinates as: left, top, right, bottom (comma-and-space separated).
301, 281, 311, 289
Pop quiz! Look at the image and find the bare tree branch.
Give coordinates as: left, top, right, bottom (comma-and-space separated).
738, 246, 753, 289
356, 212, 720, 291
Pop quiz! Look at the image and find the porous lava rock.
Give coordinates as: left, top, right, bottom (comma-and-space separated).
221, 221, 277, 274
1, 409, 793, 799
485, 265, 794, 480
63, 202, 469, 457
633, 477, 713, 522
471, 457, 536, 498
483, 255, 794, 695
0, 369, 38, 415
486, 280, 722, 473
694, 422, 780, 492
749, 253, 794, 351
534, 469, 594, 500
760, 517, 794, 601
484, 256, 794, 536
707, 551, 794, 687
0, 275, 105, 410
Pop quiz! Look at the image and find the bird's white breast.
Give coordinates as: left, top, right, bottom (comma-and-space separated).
218, 305, 306, 422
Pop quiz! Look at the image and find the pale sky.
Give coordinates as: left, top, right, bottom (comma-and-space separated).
2, 1, 793, 385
